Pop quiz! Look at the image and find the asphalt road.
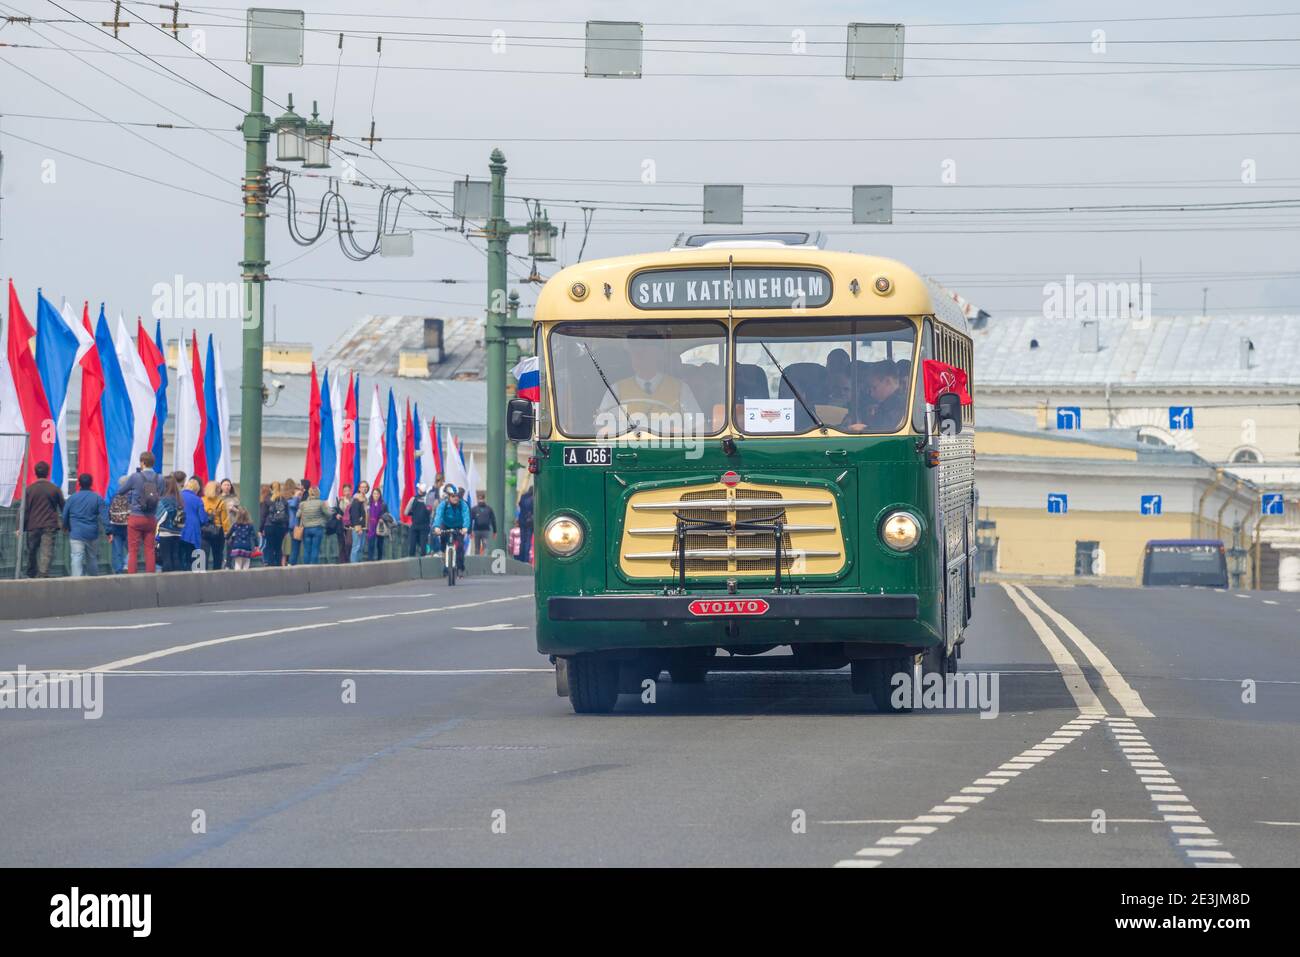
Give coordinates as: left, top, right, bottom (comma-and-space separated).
0, 573, 1295, 867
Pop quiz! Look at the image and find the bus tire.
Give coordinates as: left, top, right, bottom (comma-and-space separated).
669, 663, 708, 684
568, 654, 619, 714
865, 657, 914, 713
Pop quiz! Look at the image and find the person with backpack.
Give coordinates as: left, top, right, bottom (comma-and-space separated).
297, 486, 329, 565
433, 486, 472, 576
61, 473, 107, 577
261, 481, 289, 568
106, 489, 130, 574
117, 450, 162, 573
404, 485, 433, 556
155, 474, 186, 572
470, 490, 497, 556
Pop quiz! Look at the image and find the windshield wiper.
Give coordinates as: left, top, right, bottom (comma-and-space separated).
580, 339, 623, 410
756, 341, 824, 431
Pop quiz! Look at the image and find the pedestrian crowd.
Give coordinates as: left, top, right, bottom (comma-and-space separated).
19, 452, 536, 578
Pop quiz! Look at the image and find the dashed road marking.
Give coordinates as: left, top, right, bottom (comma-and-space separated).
14, 622, 172, 633
834, 716, 1093, 868
1103, 717, 1240, 868
73, 593, 532, 674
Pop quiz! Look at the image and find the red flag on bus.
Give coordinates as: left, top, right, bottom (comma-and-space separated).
922, 359, 972, 405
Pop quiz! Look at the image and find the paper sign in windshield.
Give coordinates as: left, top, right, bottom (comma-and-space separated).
743, 398, 796, 433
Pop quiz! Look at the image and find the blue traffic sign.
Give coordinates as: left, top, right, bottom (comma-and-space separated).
1262, 493, 1285, 516
1056, 407, 1081, 430
1047, 493, 1068, 514
1140, 494, 1162, 515
1169, 406, 1194, 430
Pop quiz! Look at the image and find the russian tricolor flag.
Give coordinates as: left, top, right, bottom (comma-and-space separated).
511, 355, 540, 402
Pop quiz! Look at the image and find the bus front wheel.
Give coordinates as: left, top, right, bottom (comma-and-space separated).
568, 654, 620, 714
851, 658, 914, 713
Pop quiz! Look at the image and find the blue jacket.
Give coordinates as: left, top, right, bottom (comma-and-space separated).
62, 490, 106, 542
180, 489, 210, 548
434, 499, 471, 532
118, 468, 162, 516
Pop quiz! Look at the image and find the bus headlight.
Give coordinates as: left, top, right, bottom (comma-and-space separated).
880, 511, 920, 551
544, 516, 584, 556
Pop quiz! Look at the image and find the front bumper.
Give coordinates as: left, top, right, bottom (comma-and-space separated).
547, 593, 919, 622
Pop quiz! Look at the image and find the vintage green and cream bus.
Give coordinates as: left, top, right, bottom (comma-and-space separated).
507, 231, 976, 713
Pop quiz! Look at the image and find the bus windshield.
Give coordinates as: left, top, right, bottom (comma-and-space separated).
549, 321, 728, 438
735, 317, 916, 434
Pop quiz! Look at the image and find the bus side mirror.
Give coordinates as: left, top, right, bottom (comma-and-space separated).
936, 392, 963, 435
506, 397, 535, 442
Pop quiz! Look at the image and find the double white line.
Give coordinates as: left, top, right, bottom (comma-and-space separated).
1000, 583, 1152, 718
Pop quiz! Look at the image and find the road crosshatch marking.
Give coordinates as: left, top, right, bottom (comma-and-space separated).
833, 585, 1243, 869
833, 715, 1102, 868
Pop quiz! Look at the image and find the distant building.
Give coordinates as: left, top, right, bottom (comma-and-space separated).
973, 314, 1300, 589
976, 410, 1261, 586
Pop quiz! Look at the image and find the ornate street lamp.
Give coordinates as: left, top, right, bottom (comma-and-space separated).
272, 93, 306, 163
303, 100, 332, 169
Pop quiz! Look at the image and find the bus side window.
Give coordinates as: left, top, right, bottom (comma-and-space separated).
536, 326, 552, 438
912, 319, 934, 434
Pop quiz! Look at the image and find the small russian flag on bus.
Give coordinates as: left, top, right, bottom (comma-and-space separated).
511, 355, 540, 402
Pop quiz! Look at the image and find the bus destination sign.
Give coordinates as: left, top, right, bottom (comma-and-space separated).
630, 267, 832, 310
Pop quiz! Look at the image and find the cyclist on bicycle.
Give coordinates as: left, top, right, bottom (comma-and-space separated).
433, 485, 471, 576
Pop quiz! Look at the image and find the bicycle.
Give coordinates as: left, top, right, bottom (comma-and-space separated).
436, 527, 466, 586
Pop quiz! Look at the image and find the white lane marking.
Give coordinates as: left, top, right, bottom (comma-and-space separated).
1257, 821, 1300, 826
70, 594, 533, 675
13, 622, 172, 633
833, 717, 1097, 868
348, 593, 436, 599
453, 624, 526, 632
1103, 718, 1239, 868
1262, 600, 1279, 605
998, 583, 1105, 715
832, 859, 881, 868
818, 819, 917, 825
211, 606, 328, 613
1036, 819, 1159, 824
1234, 594, 1251, 599
67, 668, 553, 677
1016, 585, 1154, 718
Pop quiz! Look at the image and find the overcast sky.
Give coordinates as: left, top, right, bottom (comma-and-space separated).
1, 0, 1296, 365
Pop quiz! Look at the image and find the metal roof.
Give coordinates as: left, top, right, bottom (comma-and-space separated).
319, 314, 487, 380
972, 314, 1300, 388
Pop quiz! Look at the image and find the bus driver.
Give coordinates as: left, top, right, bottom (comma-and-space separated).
596, 335, 703, 435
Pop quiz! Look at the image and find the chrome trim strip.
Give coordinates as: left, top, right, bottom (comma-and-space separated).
631, 499, 832, 511
626, 525, 835, 536
624, 548, 842, 560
